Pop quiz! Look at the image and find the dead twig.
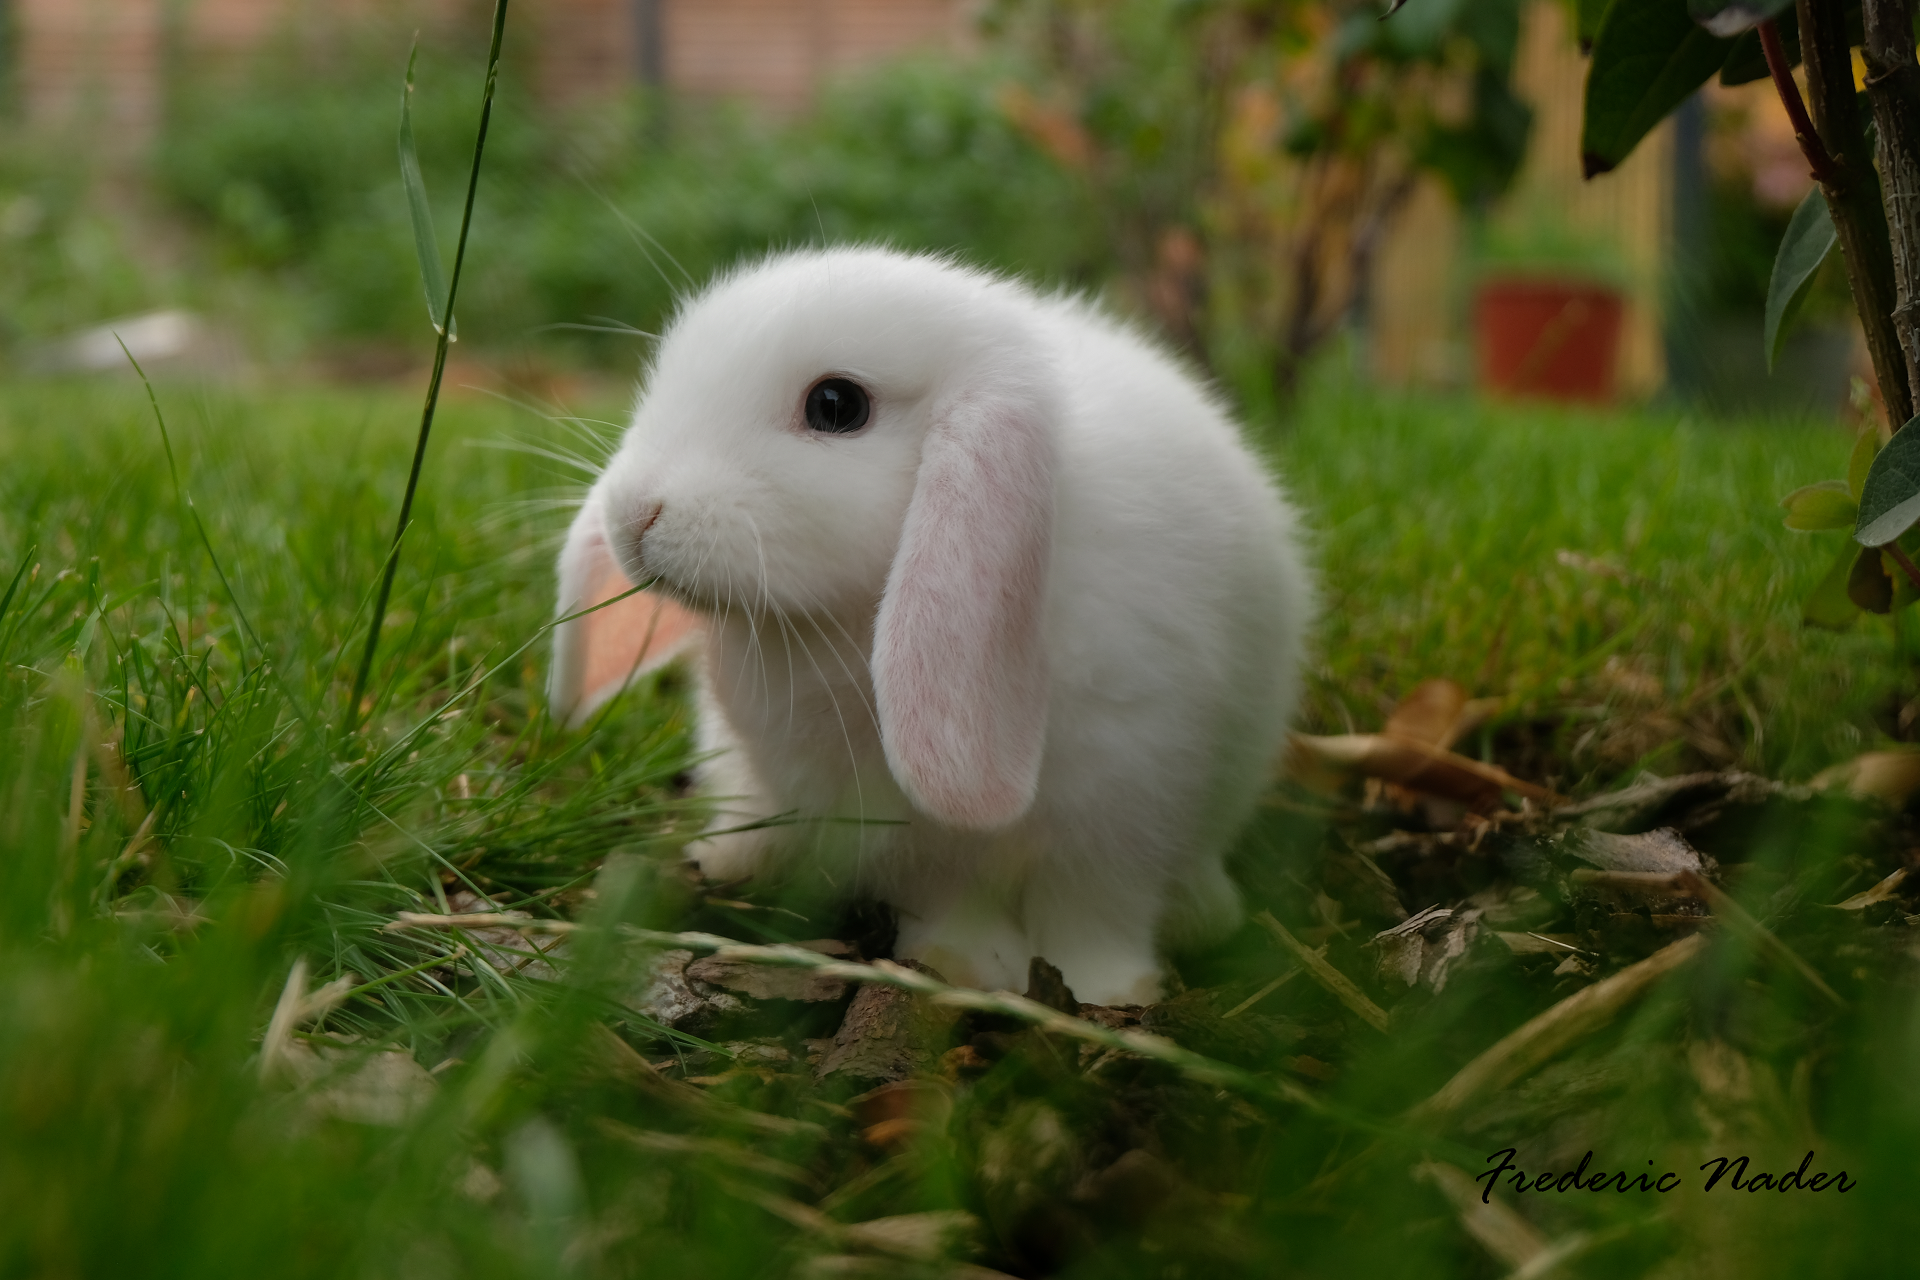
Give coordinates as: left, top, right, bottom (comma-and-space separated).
1407, 934, 1707, 1127
1675, 871, 1845, 1008
1413, 1160, 1552, 1270
1253, 910, 1390, 1032
1563, 871, 1843, 1005
392, 915, 1326, 1109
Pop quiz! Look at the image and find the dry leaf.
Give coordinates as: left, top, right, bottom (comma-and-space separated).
1811, 750, 1920, 807
1383, 679, 1472, 748
1287, 733, 1560, 808
1828, 867, 1909, 910
1566, 827, 1708, 876
1369, 905, 1484, 992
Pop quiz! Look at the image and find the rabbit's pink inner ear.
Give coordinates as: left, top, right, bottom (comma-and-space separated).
579, 572, 701, 709
873, 395, 1054, 832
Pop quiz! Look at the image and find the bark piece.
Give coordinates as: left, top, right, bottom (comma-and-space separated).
816, 960, 958, 1085
686, 939, 854, 1003
1023, 957, 1080, 1015
632, 948, 746, 1033
1862, 0, 1920, 398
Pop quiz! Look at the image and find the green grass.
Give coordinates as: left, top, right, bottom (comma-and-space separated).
1286, 387, 1910, 783
0, 375, 1913, 1278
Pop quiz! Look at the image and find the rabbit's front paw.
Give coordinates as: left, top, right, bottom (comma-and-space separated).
684, 823, 776, 885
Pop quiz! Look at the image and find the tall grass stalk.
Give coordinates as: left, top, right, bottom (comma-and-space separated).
348, 0, 512, 729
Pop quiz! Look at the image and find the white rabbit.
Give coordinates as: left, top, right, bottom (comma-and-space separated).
550, 248, 1312, 1007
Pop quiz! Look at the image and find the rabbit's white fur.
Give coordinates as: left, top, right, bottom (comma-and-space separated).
551, 248, 1311, 1006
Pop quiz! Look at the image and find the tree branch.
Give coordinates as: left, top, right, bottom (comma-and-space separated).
1793, 0, 1915, 424
1860, 0, 1920, 402
1882, 539, 1920, 592
1759, 20, 1844, 186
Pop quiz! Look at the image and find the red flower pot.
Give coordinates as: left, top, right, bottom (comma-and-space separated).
1474, 278, 1625, 403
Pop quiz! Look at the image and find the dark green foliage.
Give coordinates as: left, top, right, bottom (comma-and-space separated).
1855, 417, 1920, 545
1581, 0, 1734, 177
154, 51, 1102, 357
1357, 0, 1534, 204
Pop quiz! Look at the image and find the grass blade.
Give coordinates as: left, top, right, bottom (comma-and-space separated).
398, 42, 455, 340
0, 544, 35, 631
349, 0, 511, 730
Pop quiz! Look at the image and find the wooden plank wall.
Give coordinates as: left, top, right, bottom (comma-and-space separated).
532, 0, 968, 111
1372, 1, 1674, 396
16, 0, 164, 152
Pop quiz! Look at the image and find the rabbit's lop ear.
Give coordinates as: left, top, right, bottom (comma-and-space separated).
872, 388, 1055, 831
550, 489, 701, 729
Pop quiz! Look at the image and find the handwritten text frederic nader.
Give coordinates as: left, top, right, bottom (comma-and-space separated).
1477, 1149, 1856, 1202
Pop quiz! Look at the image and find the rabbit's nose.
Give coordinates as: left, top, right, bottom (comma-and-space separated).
612, 499, 663, 571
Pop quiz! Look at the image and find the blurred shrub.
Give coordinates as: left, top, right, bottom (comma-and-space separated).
983, 0, 1532, 402
155, 46, 1104, 361
0, 140, 161, 351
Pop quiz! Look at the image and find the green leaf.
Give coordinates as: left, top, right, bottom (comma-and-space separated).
1582, 0, 1734, 176
1848, 543, 1895, 613
1780, 480, 1858, 530
1855, 415, 1920, 545
399, 45, 455, 339
1763, 187, 1836, 372
1687, 0, 1792, 37
1804, 540, 1861, 628
1849, 426, 1880, 501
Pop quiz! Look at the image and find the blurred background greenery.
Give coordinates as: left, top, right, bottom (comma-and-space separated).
0, 0, 1862, 412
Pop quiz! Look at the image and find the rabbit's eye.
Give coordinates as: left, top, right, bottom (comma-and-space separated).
803, 378, 870, 434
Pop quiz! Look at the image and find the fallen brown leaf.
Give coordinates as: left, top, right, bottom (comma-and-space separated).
1383, 679, 1472, 749
1288, 733, 1561, 808
1811, 749, 1920, 807
1828, 867, 1909, 910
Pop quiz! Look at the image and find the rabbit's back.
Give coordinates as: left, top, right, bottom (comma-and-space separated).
1027, 298, 1311, 882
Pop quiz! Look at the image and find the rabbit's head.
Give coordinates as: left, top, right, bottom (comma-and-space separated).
561, 249, 1059, 831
